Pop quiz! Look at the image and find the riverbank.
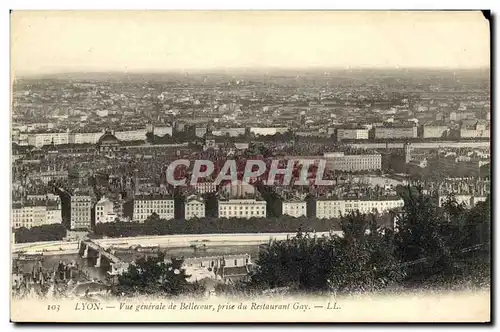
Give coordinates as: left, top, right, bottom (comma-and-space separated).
14, 231, 337, 254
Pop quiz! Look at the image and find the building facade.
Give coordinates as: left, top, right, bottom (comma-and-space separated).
421, 125, 449, 139
12, 202, 62, 229
249, 127, 288, 136
460, 128, 490, 138
336, 128, 370, 141
70, 131, 103, 144
212, 128, 246, 137
27, 170, 69, 185
185, 196, 206, 220
315, 197, 404, 219
95, 197, 116, 223
70, 195, 93, 230
218, 199, 267, 219
27, 131, 70, 147
373, 126, 418, 139
154, 126, 173, 137
324, 152, 382, 172
114, 128, 148, 141
133, 196, 175, 222
282, 201, 307, 218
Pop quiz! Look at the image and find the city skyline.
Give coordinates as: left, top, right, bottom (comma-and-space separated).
11, 11, 490, 76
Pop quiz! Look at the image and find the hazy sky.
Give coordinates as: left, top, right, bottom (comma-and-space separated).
11, 11, 490, 75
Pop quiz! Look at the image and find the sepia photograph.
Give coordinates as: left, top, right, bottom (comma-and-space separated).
9, 10, 491, 323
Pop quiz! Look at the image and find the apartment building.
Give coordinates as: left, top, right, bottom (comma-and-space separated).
27, 170, 69, 185
185, 196, 206, 220
114, 128, 148, 141
133, 195, 175, 222
373, 126, 418, 139
249, 127, 289, 136
95, 196, 116, 224
12, 201, 62, 229
420, 125, 449, 139
70, 131, 103, 144
323, 152, 382, 172
282, 200, 307, 218
460, 122, 490, 138
70, 194, 93, 230
27, 131, 71, 147
212, 127, 246, 137
154, 126, 173, 137
336, 128, 370, 141
218, 199, 267, 219
315, 197, 404, 219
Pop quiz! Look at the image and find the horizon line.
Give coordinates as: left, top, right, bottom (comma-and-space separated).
14, 66, 491, 79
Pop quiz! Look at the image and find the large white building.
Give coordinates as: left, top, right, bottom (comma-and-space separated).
185, 196, 206, 220
133, 195, 175, 222
460, 124, 490, 138
220, 182, 255, 198
212, 128, 246, 137
27, 131, 71, 147
315, 197, 404, 219
336, 128, 370, 141
373, 126, 418, 139
323, 152, 382, 172
27, 170, 68, 185
218, 199, 267, 219
421, 125, 449, 139
154, 126, 173, 137
26, 193, 60, 202
114, 128, 148, 141
95, 197, 116, 223
70, 194, 93, 230
249, 127, 289, 136
12, 201, 62, 229
21, 127, 153, 147
70, 131, 103, 144
282, 200, 307, 218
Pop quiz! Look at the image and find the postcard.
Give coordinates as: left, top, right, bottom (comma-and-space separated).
10, 10, 491, 323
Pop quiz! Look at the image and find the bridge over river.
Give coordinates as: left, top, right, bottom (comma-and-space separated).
78, 240, 122, 269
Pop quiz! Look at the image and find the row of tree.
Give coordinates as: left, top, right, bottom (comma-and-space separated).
94, 215, 345, 238
14, 224, 67, 243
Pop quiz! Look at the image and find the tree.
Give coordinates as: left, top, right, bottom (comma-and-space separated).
145, 212, 160, 223
250, 212, 404, 294
15, 224, 67, 243
464, 195, 491, 250
114, 253, 196, 296
327, 213, 404, 293
394, 186, 450, 270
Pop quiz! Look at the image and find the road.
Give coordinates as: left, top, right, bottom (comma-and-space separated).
13, 231, 340, 254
